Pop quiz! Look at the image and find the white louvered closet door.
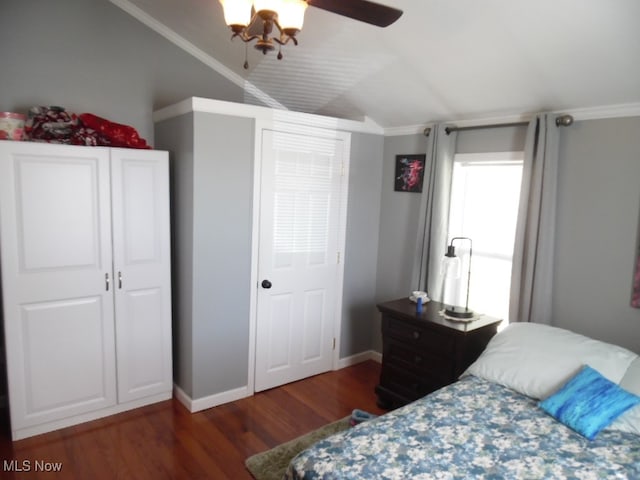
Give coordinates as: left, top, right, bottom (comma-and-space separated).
255, 128, 347, 392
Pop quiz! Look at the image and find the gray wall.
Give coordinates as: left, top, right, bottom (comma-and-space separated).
374, 120, 640, 354
155, 112, 254, 399
376, 134, 429, 301
553, 117, 640, 354
373, 127, 528, 351
155, 114, 195, 396
340, 133, 384, 357
373, 133, 428, 350
0, 0, 245, 144
455, 125, 527, 154
190, 112, 254, 397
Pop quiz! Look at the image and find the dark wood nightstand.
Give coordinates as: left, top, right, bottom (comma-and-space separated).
375, 298, 501, 409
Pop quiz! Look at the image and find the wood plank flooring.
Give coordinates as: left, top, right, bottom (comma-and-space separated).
0, 360, 383, 479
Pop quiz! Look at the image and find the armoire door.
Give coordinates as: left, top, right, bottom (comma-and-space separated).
0, 142, 117, 430
254, 128, 348, 392
110, 149, 173, 403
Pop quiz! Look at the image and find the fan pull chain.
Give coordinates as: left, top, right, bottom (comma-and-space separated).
244, 43, 249, 70
277, 45, 283, 60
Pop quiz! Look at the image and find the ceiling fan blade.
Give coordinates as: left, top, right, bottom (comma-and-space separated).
307, 0, 403, 27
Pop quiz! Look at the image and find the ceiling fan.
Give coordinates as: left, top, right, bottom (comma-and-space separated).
219, 0, 403, 67
307, 0, 403, 28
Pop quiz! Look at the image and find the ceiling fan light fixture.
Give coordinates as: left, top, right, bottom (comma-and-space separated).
219, 0, 306, 67
219, 0, 252, 29
219, 0, 402, 68
277, 0, 308, 32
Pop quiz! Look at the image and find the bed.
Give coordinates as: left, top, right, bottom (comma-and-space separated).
286, 323, 640, 479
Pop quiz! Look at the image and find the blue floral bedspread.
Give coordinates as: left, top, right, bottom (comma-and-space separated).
285, 376, 640, 479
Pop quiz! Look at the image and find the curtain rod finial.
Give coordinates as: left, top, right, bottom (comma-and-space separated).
556, 114, 574, 127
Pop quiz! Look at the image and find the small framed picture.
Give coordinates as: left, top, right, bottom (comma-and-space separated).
394, 154, 426, 193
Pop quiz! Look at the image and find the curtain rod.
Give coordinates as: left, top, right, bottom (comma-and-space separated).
423, 115, 574, 136
445, 121, 527, 135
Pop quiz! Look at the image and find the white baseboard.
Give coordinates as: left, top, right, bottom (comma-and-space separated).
173, 352, 383, 414
173, 384, 251, 413
336, 350, 382, 369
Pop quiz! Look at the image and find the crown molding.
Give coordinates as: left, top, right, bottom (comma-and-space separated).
383, 125, 430, 137
383, 103, 640, 137
108, 0, 285, 110
561, 102, 640, 122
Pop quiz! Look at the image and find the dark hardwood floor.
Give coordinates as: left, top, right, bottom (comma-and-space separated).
0, 361, 383, 479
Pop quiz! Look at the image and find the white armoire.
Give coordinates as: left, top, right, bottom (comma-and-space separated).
0, 141, 173, 440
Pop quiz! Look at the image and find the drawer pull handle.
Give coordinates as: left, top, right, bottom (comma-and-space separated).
412, 331, 420, 340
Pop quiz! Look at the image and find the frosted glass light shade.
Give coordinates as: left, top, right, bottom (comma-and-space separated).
277, 0, 307, 31
441, 255, 461, 279
220, 0, 252, 27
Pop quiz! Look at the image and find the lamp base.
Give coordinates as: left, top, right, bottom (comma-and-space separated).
444, 306, 475, 319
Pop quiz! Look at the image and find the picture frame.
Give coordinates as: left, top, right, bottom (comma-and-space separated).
394, 154, 426, 193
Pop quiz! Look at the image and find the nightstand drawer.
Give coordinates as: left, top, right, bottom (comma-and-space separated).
379, 364, 447, 401
382, 315, 454, 356
383, 339, 452, 381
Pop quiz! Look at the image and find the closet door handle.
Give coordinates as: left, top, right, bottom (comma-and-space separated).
118, 271, 123, 289
105, 273, 110, 291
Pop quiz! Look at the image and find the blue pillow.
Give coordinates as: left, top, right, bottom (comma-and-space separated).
539, 365, 640, 440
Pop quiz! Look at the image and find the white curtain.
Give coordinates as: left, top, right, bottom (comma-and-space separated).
412, 124, 458, 300
509, 113, 562, 324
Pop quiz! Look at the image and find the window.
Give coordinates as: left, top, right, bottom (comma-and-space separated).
445, 152, 523, 324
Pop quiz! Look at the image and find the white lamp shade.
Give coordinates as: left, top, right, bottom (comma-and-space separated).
277, 0, 307, 31
219, 0, 252, 26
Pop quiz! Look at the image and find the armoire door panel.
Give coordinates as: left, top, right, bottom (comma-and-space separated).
119, 161, 162, 265
110, 148, 173, 403
20, 296, 116, 424
15, 157, 103, 271
0, 142, 117, 433
117, 287, 167, 397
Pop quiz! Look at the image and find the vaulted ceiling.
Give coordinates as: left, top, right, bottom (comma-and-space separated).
113, 0, 640, 130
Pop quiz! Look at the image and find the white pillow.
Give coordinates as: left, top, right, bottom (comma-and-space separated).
462, 323, 638, 400
608, 357, 640, 435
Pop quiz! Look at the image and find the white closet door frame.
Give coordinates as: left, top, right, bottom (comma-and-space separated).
247, 120, 351, 394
